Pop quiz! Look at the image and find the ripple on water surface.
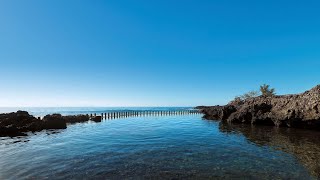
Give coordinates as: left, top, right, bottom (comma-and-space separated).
0, 114, 318, 179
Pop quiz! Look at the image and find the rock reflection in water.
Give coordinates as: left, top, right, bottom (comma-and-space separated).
219, 122, 320, 178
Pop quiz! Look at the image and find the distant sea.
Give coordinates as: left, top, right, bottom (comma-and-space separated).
0, 107, 193, 117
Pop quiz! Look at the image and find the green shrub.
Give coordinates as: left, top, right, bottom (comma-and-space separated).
260, 84, 276, 96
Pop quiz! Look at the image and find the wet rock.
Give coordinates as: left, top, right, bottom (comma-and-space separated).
43, 114, 67, 129
91, 116, 102, 122
63, 115, 90, 124
0, 111, 93, 136
198, 85, 320, 130
0, 111, 44, 136
0, 126, 27, 137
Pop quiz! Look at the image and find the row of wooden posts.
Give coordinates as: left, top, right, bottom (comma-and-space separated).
89, 110, 201, 120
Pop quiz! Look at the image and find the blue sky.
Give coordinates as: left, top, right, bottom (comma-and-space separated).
0, 0, 320, 107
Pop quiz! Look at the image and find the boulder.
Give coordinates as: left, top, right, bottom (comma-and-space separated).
43, 114, 67, 129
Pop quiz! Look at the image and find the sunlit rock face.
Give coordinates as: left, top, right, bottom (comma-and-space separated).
198, 85, 320, 129
218, 122, 320, 177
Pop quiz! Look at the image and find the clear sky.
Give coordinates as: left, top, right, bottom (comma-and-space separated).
0, 0, 320, 107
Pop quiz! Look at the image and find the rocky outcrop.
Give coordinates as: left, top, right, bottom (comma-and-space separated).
198, 85, 320, 130
63, 115, 90, 124
43, 114, 67, 129
0, 111, 44, 136
0, 111, 92, 136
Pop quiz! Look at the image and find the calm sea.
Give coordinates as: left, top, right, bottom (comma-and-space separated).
1, 107, 319, 179
0, 107, 193, 117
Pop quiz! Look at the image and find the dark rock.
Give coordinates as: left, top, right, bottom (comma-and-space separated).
63, 115, 90, 124
0, 111, 93, 137
0, 126, 27, 137
43, 114, 67, 129
0, 111, 44, 136
201, 105, 236, 120
198, 85, 320, 130
91, 116, 102, 122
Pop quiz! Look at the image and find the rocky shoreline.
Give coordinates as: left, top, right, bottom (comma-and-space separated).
0, 111, 100, 137
197, 85, 320, 130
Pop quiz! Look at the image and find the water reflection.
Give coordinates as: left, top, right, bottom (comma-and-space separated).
219, 122, 320, 177
0, 130, 64, 146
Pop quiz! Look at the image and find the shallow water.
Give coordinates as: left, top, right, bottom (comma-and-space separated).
1, 108, 319, 179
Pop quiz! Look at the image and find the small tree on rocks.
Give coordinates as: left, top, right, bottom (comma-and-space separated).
260, 84, 276, 97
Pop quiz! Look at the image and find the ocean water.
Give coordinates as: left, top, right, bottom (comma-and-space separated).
1, 107, 320, 179
0, 107, 192, 117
